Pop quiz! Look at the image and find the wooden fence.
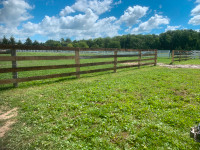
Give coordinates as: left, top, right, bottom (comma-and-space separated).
0, 45, 157, 87
171, 50, 193, 63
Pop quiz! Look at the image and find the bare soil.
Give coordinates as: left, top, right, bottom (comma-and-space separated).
158, 63, 200, 69
122, 62, 200, 69
0, 108, 18, 138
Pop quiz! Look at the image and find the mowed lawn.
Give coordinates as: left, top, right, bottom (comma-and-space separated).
0, 53, 200, 149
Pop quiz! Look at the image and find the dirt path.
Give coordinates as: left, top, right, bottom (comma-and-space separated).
0, 108, 18, 138
122, 62, 200, 69
158, 63, 200, 69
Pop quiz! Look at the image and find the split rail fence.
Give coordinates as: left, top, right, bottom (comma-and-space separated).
0, 45, 157, 87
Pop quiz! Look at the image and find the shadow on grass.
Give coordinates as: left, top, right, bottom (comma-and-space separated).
0, 65, 154, 91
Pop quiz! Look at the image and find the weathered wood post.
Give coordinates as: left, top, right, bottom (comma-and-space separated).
172, 50, 174, 64
138, 50, 142, 68
75, 49, 80, 78
114, 50, 117, 73
11, 48, 18, 87
154, 49, 157, 66
179, 50, 181, 62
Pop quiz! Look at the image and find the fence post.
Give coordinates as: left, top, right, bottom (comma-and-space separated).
138, 50, 141, 68
11, 49, 18, 87
172, 50, 174, 64
179, 51, 181, 62
75, 49, 80, 78
154, 49, 157, 66
114, 50, 117, 73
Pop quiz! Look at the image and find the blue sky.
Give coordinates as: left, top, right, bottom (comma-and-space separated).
0, 0, 200, 42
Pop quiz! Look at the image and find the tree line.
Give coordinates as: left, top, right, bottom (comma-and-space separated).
1, 30, 200, 50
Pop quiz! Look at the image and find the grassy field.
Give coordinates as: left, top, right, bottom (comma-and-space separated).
0, 52, 200, 149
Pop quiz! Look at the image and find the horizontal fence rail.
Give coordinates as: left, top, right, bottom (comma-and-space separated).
0, 45, 157, 87
171, 50, 196, 63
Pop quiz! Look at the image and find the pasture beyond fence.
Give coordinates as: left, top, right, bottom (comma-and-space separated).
0, 45, 157, 87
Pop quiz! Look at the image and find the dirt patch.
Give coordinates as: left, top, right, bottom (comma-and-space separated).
0, 108, 18, 120
123, 62, 200, 69
158, 63, 200, 69
122, 63, 138, 66
0, 108, 18, 138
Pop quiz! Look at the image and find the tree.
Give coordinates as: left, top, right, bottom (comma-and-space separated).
25, 37, 32, 45
9, 36, 15, 45
33, 40, 40, 46
108, 41, 121, 48
67, 43, 73, 47
78, 41, 89, 48
65, 38, 72, 44
17, 40, 22, 45
45, 40, 61, 47
2, 36, 9, 45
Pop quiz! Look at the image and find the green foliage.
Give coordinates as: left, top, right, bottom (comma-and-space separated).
9, 36, 15, 45
108, 41, 121, 48
78, 41, 89, 48
2, 36, 9, 45
24, 37, 32, 46
67, 43, 73, 47
1, 29, 200, 50
17, 40, 22, 45
33, 40, 40, 46
45, 40, 61, 47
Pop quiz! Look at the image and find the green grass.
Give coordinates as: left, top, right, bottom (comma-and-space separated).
157, 57, 200, 65
0, 52, 200, 149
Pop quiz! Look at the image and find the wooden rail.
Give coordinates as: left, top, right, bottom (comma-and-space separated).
0, 45, 157, 87
171, 50, 193, 64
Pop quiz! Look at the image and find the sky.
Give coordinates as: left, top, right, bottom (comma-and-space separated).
0, 0, 200, 42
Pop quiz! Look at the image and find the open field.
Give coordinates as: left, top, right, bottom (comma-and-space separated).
0, 52, 200, 149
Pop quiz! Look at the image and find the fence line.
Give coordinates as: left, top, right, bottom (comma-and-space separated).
171, 50, 194, 63
0, 45, 157, 87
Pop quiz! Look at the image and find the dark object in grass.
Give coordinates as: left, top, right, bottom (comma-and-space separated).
190, 124, 200, 142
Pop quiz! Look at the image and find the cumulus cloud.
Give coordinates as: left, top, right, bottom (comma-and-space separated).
60, 9, 98, 30
165, 25, 181, 32
117, 5, 148, 26
60, 6, 75, 16
60, 0, 113, 16
131, 14, 169, 34
0, 0, 33, 27
21, 9, 119, 40
189, 1, 200, 25
189, 15, 200, 25
191, 4, 200, 16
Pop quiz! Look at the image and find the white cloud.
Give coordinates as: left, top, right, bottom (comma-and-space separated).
196, 0, 200, 3
63, 0, 113, 15
189, 15, 200, 25
0, 0, 33, 27
114, 0, 122, 5
20, 9, 119, 40
165, 25, 181, 32
60, 6, 75, 16
117, 5, 148, 26
131, 14, 169, 34
189, 1, 200, 25
191, 4, 200, 16
60, 9, 98, 30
